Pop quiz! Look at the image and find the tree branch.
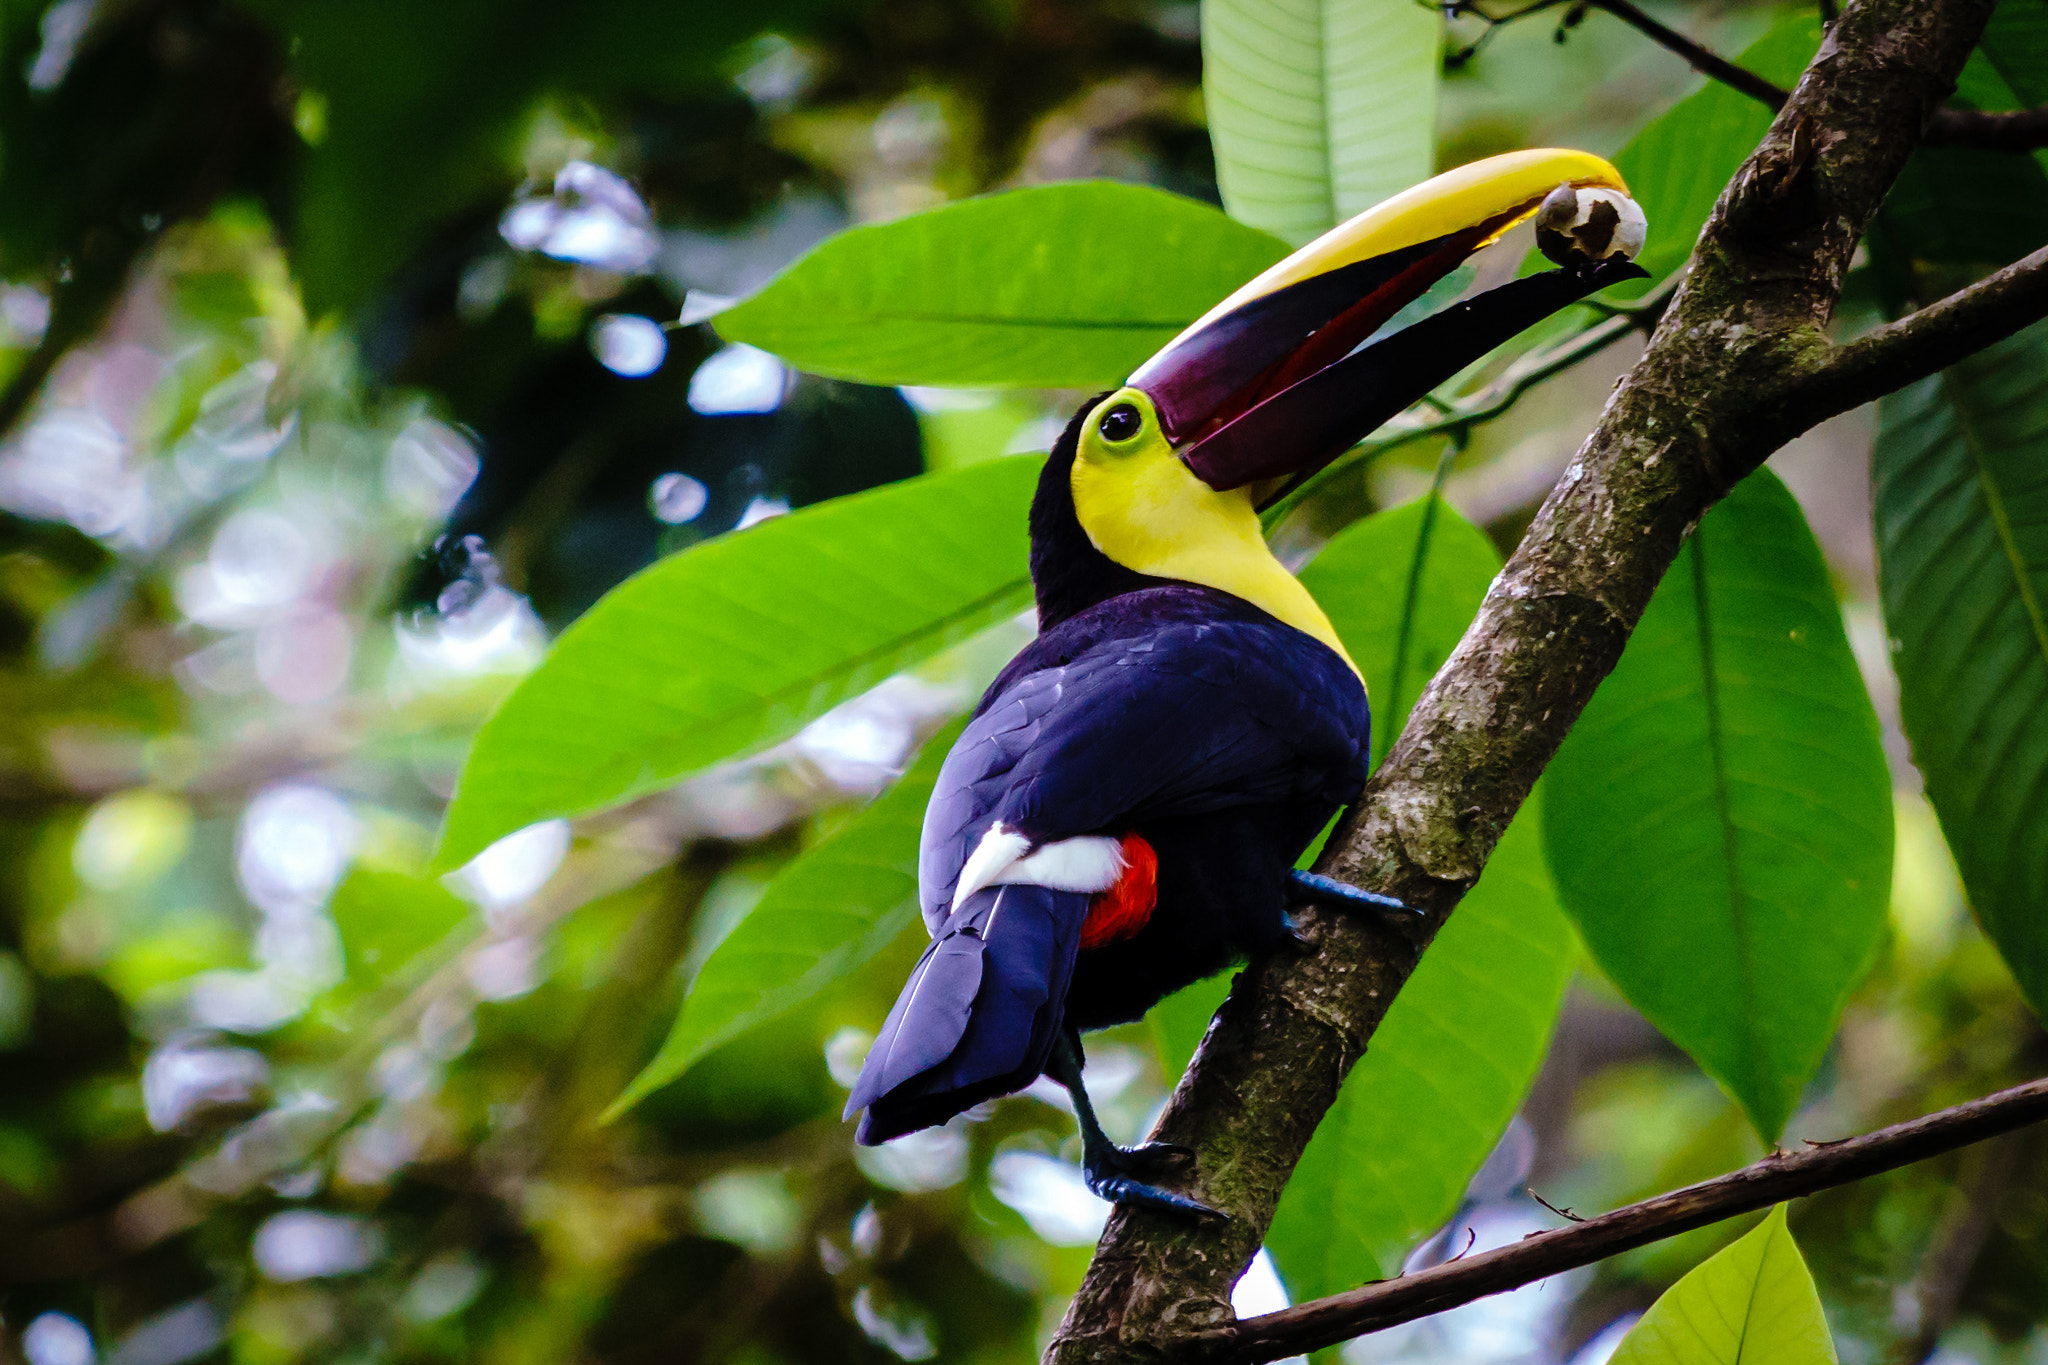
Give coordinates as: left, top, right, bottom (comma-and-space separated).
1925, 104, 2048, 150
1184, 1076, 2048, 1364
1048, 1, 1999, 1360
1582, 0, 1789, 110
1776, 243, 2048, 430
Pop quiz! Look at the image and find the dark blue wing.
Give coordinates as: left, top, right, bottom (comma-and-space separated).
917, 608, 1367, 929
846, 881, 1088, 1144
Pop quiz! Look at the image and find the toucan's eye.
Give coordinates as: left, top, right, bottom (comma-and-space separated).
1098, 403, 1143, 443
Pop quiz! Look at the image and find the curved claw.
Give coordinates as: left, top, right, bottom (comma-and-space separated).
1288, 869, 1422, 918
1087, 1170, 1228, 1221
1083, 1143, 1225, 1220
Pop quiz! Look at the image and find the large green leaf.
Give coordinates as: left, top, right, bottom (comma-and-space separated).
434, 458, 1037, 872
1153, 498, 1574, 1296
1544, 471, 1892, 1141
1875, 321, 2048, 1016
1610, 16, 1823, 287
1609, 1206, 1837, 1365
711, 183, 1289, 388
606, 718, 965, 1117
1201, 0, 1439, 246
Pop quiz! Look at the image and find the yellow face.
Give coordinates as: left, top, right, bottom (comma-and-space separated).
1069, 388, 1359, 676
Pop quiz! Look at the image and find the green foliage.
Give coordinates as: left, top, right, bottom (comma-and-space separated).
1544, 471, 1893, 1141
712, 183, 1290, 388
435, 459, 1037, 871
1201, 0, 1439, 245
607, 718, 965, 1116
248, 0, 834, 312
1885, 52, 2048, 266
1609, 1206, 1838, 1365
1875, 321, 2048, 1016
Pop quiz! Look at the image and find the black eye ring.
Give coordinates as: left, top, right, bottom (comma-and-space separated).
1097, 402, 1143, 444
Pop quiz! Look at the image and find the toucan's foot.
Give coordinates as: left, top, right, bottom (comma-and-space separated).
1082, 1143, 1224, 1221
1288, 869, 1422, 919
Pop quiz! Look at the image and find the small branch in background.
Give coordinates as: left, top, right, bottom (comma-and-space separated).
1185, 1077, 2048, 1365
1442, 0, 1788, 111
1889, 1131, 2028, 1365
1925, 104, 2048, 150
1446, 0, 2048, 155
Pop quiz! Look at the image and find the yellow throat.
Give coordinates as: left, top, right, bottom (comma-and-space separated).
1067, 389, 1359, 678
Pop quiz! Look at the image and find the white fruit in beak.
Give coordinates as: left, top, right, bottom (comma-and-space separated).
1534, 184, 1648, 266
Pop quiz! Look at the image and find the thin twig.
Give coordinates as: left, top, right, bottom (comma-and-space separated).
1925, 105, 2048, 150
1185, 1077, 2048, 1365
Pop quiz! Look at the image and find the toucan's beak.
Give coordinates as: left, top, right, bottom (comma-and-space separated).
1128, 149, 1650, 499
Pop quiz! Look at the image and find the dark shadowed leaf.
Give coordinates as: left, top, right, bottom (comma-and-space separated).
712, 183, 1289, 388
435, 458, 1037, 871
1608, 1206, 1836, 1365
1544, 471, 1892, 1141
1202, 0, 1438, 246
1875, 320, 2048, 1016
606, 718, 966, 1117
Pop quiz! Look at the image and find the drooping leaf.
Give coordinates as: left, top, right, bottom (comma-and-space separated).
1608, 1206, 1837, 1365
1874, 320, 2048, 1016
1544, 470, 1892, 1141
1202, 0, 1439, 246
711, 183, 1289, 388
1154, 498, 1575, 1295
1606, 16, 1823, 289
1267, 789, 1575, 1297
606, 718, 966, 1117
434, 458, 1038, 872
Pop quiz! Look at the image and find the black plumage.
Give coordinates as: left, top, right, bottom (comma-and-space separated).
849, 411, 1370, 1153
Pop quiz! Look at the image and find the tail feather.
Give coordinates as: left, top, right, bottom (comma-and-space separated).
847, 883, 1087, 1144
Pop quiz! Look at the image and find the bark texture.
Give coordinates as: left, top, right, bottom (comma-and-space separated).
1047, 0, 2003, 1359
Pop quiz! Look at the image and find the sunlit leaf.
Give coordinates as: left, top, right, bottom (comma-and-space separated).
1608, 1206, 1837, 1365
712, 183, 1289, 388
435, 459, 1037, 872
1155, 498, 1574, 1295
1608, 16, 1822, 288
1544, 470, 1892, 1141
1202, 0, 1439, 246
1875, 320, 2048, 1017
605, 719, 964, 1117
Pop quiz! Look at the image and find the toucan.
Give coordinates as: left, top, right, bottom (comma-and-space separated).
846, 150, 1647, 1218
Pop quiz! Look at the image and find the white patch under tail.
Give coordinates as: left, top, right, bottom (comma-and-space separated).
951, 823, 1127, 913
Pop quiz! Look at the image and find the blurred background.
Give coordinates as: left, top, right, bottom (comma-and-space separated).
0, 1, 2034, 1363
